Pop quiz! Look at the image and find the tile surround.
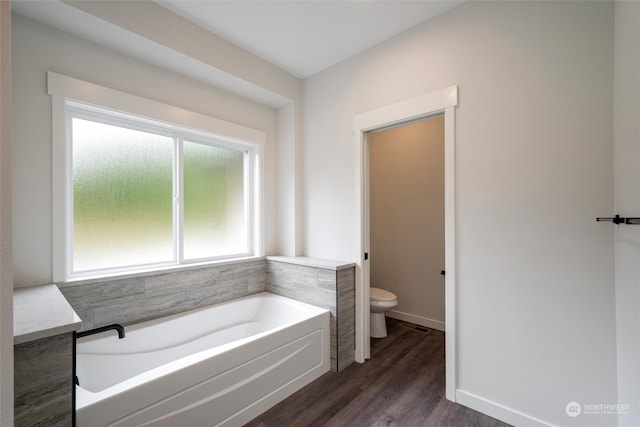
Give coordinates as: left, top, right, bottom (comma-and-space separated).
58, 257, 355, 371
14, 333, 74, 427
14, 256, 355, 426
59, 259, 266, 331
265, 258, 355, 372
337, 267, 356, 370
60, 257, 355, 371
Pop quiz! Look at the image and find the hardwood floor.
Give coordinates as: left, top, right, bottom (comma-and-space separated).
245, 318, 511, 427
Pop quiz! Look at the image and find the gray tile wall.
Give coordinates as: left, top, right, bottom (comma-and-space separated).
265, 260, 355, 372
14, 333, 73, 427
337, 267, 355, 370
59, 260, 266, 331
15, 258, 355, 426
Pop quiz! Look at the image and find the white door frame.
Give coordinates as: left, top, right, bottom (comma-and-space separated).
354, 86, 458, 401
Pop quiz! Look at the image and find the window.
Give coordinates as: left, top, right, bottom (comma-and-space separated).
49, 72, 264, 280
71, 114, 175, 272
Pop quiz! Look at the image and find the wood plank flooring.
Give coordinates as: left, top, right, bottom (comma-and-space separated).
245, 318, 512, 427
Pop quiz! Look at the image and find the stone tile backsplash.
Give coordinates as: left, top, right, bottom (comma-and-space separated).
59, 259, 266, 331
266, 259, 355, 372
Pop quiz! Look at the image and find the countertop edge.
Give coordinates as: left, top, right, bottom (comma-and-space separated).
14, 284, 82, 345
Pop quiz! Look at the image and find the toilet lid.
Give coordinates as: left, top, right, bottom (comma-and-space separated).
370, 287, 397, 302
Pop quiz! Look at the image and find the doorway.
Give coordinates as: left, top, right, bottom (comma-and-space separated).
368, 116, 445, 331
354, 86, 457, 401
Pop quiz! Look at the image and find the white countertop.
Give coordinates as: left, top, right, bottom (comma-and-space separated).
14, 284, 81, 345
266, 256, 356, 271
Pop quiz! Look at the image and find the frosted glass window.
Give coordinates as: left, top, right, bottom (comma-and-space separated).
72, 118, 174, 272
61, 97, 260, 280
183, 140, 246, 260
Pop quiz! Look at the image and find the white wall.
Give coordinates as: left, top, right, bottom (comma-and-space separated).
614, 1, 640, 426
303, 2, 617, 426
369, 117, 445, 330
11, 14, 280, 287
0, 2, 13, 424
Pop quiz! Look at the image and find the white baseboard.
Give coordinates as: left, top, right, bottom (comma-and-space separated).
456, 389, 555, 427
386, 310, 445, 331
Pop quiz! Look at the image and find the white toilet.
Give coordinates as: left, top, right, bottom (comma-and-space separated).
370, 287, 398, 338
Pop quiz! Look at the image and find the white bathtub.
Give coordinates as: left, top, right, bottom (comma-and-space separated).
75, 292, 330, 426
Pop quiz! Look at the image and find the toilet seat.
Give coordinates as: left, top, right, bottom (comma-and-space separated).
370, 287, 397, 302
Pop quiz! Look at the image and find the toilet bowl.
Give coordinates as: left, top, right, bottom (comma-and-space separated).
370, 287, 398, 338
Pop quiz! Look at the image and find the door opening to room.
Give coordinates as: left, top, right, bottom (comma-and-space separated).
368, 115, 445, 334
354, 85, 457, 400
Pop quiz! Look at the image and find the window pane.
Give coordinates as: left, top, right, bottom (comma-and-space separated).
183, 140, 246, 259
72, 118, 174, 272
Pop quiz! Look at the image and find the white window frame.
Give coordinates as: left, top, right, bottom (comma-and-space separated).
48, 72, 265, 281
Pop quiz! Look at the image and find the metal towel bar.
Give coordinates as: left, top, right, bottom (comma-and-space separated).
596, 214, 640, 225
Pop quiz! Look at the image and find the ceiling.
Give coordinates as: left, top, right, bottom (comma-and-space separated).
155, 0, 464, 79
11, 0, 463, 106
